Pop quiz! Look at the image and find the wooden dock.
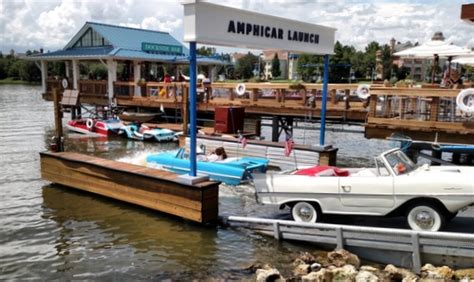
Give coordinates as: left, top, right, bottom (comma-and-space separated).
40, 151, 220, 223
365, 86, 474, 144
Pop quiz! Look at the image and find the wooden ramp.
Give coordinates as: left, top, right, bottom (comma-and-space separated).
40, 152, 220, 223
223, 216, 474, 272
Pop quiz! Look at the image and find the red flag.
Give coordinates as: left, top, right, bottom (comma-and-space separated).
239, 135, 247, 149
284, 136, 294, 157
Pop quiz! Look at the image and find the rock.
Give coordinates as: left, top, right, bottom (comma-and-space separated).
384, 264, 418, 281
454, 269, 474, 280
294, 252, 317, 266
255, 268, 284, 282
310, 263, 322, 272
241, 262, 264, 272
302, 269, 332, 282
356, 270, 379, 282
331, 264, 358, 281
327, 249, 361, 268
420, 264, 454, 280
360, 266, 379, 272
293, 264, 311, 276
359, 265, 391, 281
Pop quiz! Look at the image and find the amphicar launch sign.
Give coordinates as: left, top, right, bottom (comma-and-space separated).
183, 1, 335, 55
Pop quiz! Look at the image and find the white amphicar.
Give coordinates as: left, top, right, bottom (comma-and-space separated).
253, 148, 474, 231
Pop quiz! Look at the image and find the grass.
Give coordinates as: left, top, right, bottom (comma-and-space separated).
0, 78, 40, 85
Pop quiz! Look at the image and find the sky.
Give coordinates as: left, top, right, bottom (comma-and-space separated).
0, 0, 473, 54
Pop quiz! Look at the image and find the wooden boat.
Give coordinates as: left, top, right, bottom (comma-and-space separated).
118, 111, 160, 123
146, 147, 269, 185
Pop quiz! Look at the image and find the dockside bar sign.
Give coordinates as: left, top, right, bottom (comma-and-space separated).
142, 42, 183, 54
183, 1, 336, 55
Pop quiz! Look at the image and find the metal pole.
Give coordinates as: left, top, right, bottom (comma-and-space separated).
320, 54, 329, 146
189, 41, 197, 176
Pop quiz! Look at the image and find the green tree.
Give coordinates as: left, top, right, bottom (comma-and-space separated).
88, 63, 107, 80
7, 60, 21, 79
271, 54, 281, 78
19, 61, 41, 82
235, 52, 258, 79
0, 60, 7, 79
197, 46, 216, 57
296, 53, 322, 82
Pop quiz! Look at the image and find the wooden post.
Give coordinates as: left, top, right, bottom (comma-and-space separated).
430, 97, 440, 122
251, 88, 258, 102
330, 89, 337, 104
271, 116, 279, 142
40, 61, 48, 95
133, 61, 141, 96
319, 148, 338, 166
72, 60, 79, 90
368, 95, 378, 117
52, 88, 64, 152
255, 118, 262, 137
182, 85, 189, 136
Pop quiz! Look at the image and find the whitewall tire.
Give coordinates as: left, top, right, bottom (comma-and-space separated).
406, 205, 445, 232
292, 202, 319, 223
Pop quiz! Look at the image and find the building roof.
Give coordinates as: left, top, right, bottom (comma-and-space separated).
27, 21, 222, 65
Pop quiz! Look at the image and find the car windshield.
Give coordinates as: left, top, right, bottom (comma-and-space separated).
384, 150, 417, 175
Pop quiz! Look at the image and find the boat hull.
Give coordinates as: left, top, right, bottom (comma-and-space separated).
146, 151, 268, 185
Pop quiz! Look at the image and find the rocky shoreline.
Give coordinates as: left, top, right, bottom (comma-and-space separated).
249, 249, 474, 281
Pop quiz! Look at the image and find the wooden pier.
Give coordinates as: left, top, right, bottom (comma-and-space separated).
45, 80, 474, 144
40, 151, 220, 223
365, 86, 474, 144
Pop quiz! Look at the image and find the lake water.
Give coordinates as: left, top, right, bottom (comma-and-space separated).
0, 84, 445, 279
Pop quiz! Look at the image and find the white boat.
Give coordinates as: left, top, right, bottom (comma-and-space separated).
254, 148, 474, 231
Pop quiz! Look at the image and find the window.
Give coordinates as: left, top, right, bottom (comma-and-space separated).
72, 28, 110, 48
375, 157, 390, 176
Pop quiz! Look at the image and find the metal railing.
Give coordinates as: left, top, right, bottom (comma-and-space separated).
224, 216, 474, 272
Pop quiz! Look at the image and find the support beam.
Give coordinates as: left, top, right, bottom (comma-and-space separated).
133, 61, 141, 96
72, 60, 79, 90
107, 59, 117, 104
40, 61, 48, 94
189, 41, 197, 177
271, 116, 279, 142
65, 61, 70, 78
320, 54, 330, 145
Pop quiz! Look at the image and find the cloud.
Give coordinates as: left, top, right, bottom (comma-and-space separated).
0, 0, 473, 53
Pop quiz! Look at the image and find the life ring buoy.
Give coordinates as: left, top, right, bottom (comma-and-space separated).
356, 84, 370, 100
86, 119, 94, 130
61, 78, 68, 89
456, 88, 474, 113
235, 83, 246, 96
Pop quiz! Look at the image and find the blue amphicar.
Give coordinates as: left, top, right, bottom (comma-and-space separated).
146, 148, 269, 185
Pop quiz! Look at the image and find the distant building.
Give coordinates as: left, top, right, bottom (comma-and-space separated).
390, 32, 448, 82
390, 38, 427, 81
262, 50, 300, 80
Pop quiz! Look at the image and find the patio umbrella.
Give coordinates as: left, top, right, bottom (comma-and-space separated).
453, 56, 474, 66
393, 40, 473, 58
393, 33, 473, 82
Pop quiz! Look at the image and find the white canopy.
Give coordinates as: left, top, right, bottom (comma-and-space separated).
393, 40, 473, 58
452, 56, 474, 66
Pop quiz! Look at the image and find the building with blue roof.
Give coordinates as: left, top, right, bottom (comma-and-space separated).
27, 21, 224, 101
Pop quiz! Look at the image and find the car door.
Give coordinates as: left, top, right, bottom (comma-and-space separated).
339, 159, 395, 212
